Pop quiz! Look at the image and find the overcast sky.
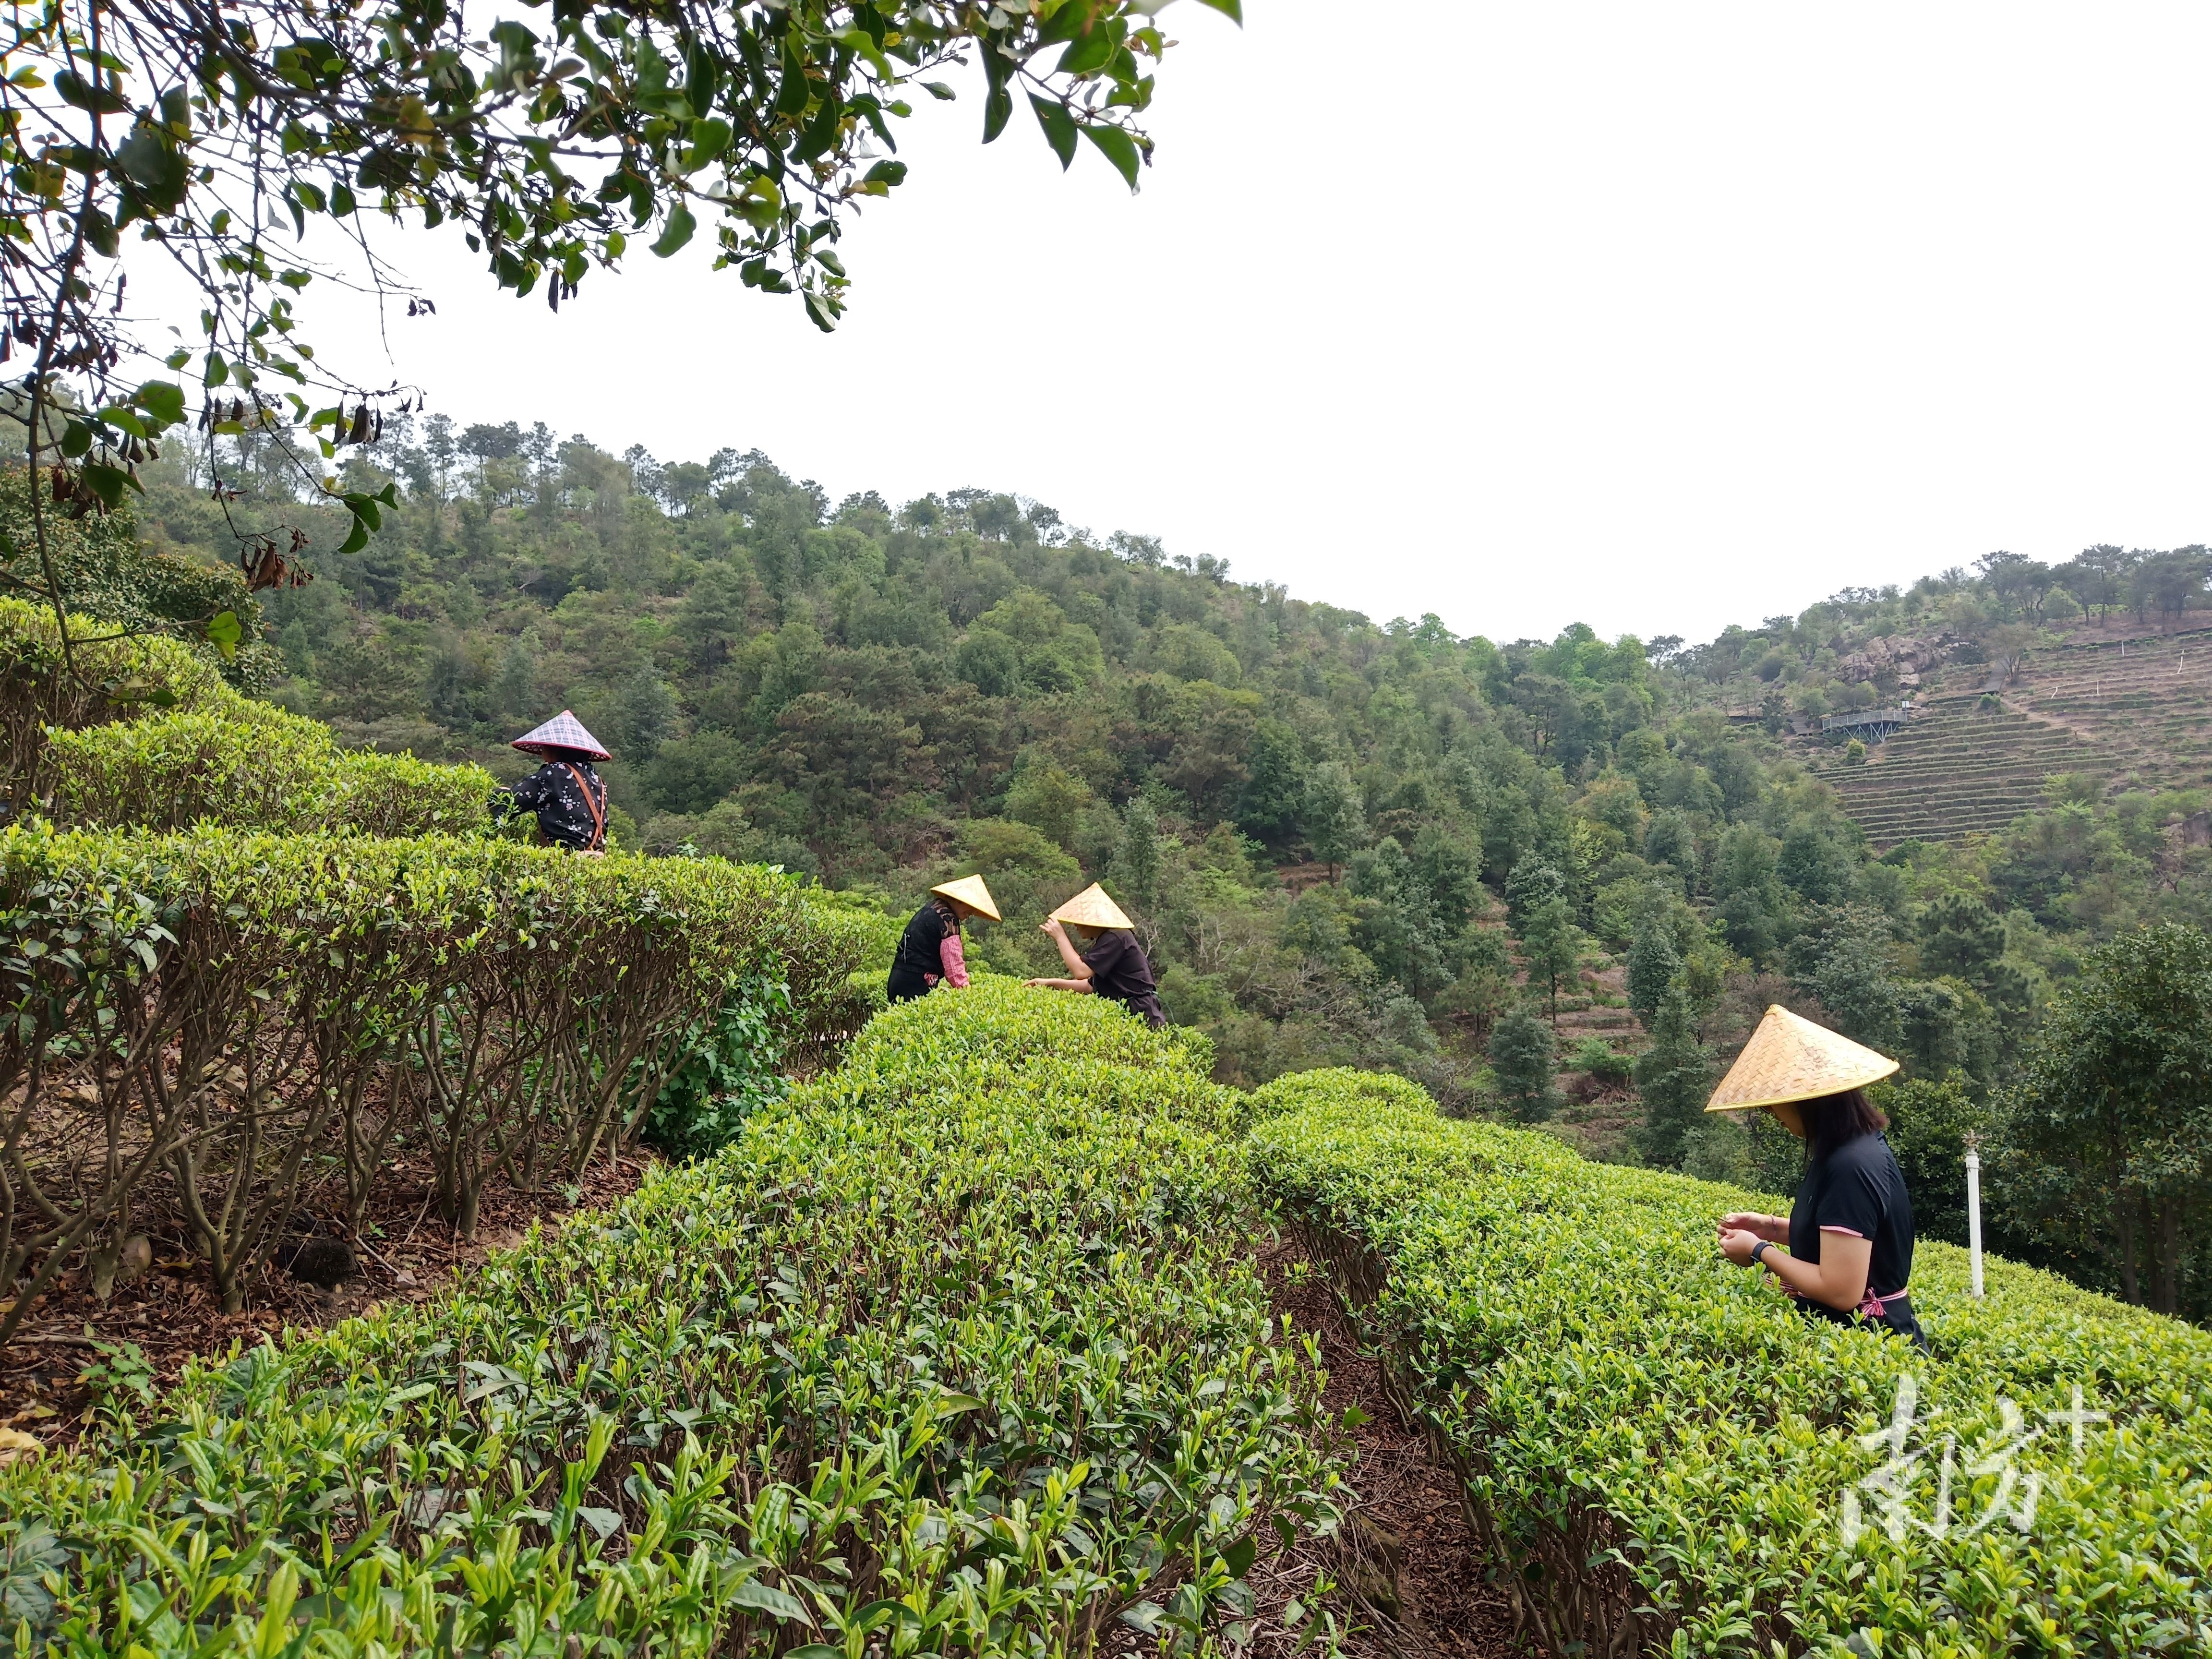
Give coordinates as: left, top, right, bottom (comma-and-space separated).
293, 1, 2212, 646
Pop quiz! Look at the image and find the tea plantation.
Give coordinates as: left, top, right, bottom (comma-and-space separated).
5, 981, 2207, 1658
1, 604, 2207, 1659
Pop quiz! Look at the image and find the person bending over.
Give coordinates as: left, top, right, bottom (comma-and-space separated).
1024, 883, 1166, 1028
887, 875, 999, 1003
492, 710, 610, 854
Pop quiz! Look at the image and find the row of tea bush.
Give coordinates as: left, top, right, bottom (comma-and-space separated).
0, 824, 870, 1345
0, 599, 495, 840
0, 984, 1348, 1659
1246, 1079, 2212, 1658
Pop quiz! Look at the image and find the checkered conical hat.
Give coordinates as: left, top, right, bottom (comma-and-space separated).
1049, 883, 1134, 930
511, 710, 611, 761
1706, 1005, 1898, 1115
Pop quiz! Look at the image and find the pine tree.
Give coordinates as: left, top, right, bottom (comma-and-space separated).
1634, 979, 1713, 1167
1626, 908, 1682, 1030
1518, 893, 1582, 1022
1113, 796, 1162, 914
1503, 856, 1565, 928
1489, 1005, 1560, 1122
1302, 762, 1367, 881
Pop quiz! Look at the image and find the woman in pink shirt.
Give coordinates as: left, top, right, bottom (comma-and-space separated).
886, 875, 1000, 1004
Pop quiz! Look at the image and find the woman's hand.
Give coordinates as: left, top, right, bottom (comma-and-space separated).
1719, 1212, 1789, 1243
1041, 918, 1067, 939
1718, 1227, 1764, 1267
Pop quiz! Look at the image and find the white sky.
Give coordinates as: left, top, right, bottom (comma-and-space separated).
288, 0, 2212, 645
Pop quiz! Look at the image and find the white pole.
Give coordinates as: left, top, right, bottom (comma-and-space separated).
1965, 1134, 1985, 1298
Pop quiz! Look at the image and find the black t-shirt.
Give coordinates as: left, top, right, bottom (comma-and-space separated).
1081, 929, 1166, 1027
1789, 1130, 1915, 1321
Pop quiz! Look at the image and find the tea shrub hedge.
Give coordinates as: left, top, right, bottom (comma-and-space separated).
42, 703, 494, 837
1248, 1085, 2212, 1658
0, 825, 867, 1342
1243, 1066, 1437, 1126
0, 983, 1347, 1659
0, 598, 227, 802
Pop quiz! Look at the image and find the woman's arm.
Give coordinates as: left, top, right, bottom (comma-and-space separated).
938, 932, 969, 989
1718, 1211, 1791, 1244
1040, 918, 1093, 979
1718, 1226, 1872, 1311
1022, 976, 1094, 993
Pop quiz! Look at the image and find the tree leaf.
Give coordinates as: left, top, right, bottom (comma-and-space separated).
115, 124, 189, 211
729, 1581, 814, 1624
1082, 125, 1141, 191
1221, 1533, 1257, 1579
651, 203, 697, 258
1192, 0, 1242, 19
136, 381, 186, 428
204, 610, 243, 661
922, 82, 957, 101
1030, 95, 1078, 170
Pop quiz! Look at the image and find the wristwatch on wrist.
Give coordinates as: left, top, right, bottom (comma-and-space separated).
1750, 1240, 1773, 1268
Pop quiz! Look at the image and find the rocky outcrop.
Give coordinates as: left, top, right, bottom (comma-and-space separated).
1836, 629, 1960, 685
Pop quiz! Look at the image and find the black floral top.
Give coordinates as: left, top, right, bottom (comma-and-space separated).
496, 760, 608, 851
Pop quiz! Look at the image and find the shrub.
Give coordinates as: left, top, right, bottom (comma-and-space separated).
0, 826, 864, 1341
1245, 1064, 1439, 1125
1249, 1081, 2212, 1659
42, 703, 495, 837
0, 989, 1347, 1659
1567, 1035, 1634, 1084
0, 596, 228, 803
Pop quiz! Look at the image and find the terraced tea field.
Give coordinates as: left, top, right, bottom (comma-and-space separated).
1816, 697, 2104, 846
2008, 624, 2212, 791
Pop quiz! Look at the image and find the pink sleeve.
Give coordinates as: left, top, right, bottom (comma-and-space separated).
938, 932, 969, 988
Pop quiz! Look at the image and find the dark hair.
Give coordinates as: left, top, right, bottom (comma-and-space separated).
931, 894, 963, 933
1800, 1087, 1889, 1166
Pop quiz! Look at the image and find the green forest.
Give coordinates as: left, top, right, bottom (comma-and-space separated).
32, 414, 2212, 1321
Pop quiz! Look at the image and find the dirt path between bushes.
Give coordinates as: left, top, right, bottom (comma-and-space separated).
1250, 1236, 1526, 1659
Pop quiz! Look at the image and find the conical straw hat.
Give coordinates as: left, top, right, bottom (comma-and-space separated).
929, 874, 1001, 922
1049, 883, 1134, 930
1707, 1006, 1898, 1127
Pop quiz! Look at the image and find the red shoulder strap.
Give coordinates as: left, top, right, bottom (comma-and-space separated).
562, 763, 607, 851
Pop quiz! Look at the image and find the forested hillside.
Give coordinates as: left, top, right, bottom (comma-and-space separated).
29, 413, 2209, 1317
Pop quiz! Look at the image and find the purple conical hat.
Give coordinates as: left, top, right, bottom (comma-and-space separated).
511, 710, 611, 761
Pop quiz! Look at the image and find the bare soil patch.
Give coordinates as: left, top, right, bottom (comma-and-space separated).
1253, 1236, 1526, 1659
0, 1149, 650, 1450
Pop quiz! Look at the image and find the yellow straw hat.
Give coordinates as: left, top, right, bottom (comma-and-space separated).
930, 874, 1001, 923
1706, 1005, 1899, 1137
1048, 883, 1134, 931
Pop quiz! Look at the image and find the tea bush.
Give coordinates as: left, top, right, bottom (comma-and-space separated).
42, 703, 494, 837
1248, 1083, 2212, 1658
0, 985, 1347, 1659
1243, 1066, 1438, 1126
0, 825, 866, 1342
0, 597, 228, 803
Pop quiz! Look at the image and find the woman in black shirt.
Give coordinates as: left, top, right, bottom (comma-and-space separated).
1707, 1005, 1927, 1348
887, 875, 999, 1004
1024, 883, 1167, 1028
